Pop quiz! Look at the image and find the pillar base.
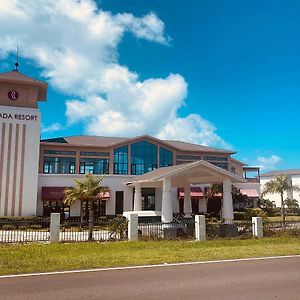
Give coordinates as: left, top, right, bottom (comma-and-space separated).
220, 223, 238, 237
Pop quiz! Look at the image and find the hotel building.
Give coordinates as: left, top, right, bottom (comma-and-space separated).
0, 69, 260, 221
260, 170, 300, 207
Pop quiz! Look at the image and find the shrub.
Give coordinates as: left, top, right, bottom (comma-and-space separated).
234, 211, 245, 220
244, 208, 267, 220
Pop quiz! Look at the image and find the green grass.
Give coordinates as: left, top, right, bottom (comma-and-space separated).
0, 236, 299, 275
267, 216, 300, 221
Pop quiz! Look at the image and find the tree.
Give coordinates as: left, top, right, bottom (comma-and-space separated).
64, 174, 108, 241
257, 198, 276, 209
262, 175, 300, 229
284, 198, 300, 215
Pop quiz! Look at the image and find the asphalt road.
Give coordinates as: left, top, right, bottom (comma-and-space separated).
0, 256, 299, 300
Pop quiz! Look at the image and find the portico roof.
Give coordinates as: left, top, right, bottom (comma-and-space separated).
126, 160, 246, 187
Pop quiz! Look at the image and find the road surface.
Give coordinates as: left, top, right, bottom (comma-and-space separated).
0, 256, 299, 299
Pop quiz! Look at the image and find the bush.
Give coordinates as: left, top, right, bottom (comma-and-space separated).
234, 211, 245, 220
244, 208, 267, 220
264, 207, 281, 217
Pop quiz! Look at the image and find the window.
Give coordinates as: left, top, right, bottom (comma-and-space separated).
80, 151, 109, 157
210, 162, 228, 170
176, 155, 202, 160
141, 188, 155, 210
176, 160, 194, 165
115, 191, 124, 215
160, 147, 173, 167
231, 167, 236, 174
131, 141, 157, 175
43, 157, 76, 174
204, 156, 227, 161
114, 146, 128, 174
81, 200, 106, 219
79, 158, 109, 174
44, 150, 76, 155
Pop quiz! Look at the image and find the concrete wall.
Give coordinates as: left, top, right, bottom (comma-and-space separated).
38, 174, 135, 216
0, 105, 40, 216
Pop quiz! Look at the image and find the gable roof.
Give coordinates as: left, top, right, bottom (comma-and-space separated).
41, 134, 235, 154
126, 160, 246, 185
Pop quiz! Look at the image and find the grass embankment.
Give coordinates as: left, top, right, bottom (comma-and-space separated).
0, 236, 299, 275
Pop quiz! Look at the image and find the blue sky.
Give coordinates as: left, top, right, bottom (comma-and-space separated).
1, 0, 300, 171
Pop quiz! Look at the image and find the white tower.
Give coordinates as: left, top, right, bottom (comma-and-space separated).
0, 69, 47, 216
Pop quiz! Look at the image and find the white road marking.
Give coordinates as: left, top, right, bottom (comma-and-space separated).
0, 254, 300, 279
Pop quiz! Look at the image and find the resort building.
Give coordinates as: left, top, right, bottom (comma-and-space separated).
260, 170, 300, 207
0, 68, 261, 221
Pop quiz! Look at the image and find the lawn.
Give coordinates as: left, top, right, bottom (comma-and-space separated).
0, 236, 299, 276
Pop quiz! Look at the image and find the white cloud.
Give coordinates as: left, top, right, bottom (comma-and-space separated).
256, 155, 282, 171
0, 0, 229, 149
41, 122, 64, 134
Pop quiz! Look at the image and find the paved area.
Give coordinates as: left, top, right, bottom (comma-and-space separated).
0, 257, 299, 299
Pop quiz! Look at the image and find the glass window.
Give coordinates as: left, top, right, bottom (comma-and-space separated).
131, 141, 157, 175
43, 157, 76, 174
80, 151, 109, 157
141, 188, 155, 211
176, 160, 193, 165
44, 150, 76, 155
79, 158, 109, 174
204, 156, 228, 161
114, 146, 128, 174
160, 147, 173, 167
231, 167, 236, 174
210, 162, 228, 170
176, 155, 202, 160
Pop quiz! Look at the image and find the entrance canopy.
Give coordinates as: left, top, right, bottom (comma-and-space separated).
126, 160, 246, 188
126, 161, 246, 223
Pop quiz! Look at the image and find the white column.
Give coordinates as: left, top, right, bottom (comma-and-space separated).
252, 217, 263, 238
133, 183, 142, 211
195, 215, 206, 241
222, 178, 234, 224
184, 182, 192, 217
161, 177, 173, 222
50, 213, 60, 243
128, 213, 138, 241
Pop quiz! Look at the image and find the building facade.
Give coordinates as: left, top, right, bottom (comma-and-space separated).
260, 170, 300, 207
0, 69, 260, 218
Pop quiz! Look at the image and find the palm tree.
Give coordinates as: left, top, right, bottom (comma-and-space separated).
262, 175, 300, 230
64, 174, 108, 241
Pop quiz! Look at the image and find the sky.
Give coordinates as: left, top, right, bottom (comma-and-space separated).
1, 0, 300, 172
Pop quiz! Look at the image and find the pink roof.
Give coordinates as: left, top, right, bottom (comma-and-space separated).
178, 187, 203, 198
240, 188, 259, 198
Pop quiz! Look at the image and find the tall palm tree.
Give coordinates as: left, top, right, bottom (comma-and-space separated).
64, 174, 108, 241
262, 175, 300, 230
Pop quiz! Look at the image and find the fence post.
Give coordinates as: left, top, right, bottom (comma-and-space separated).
252, 217, 263, 238
50, 213, 61, 243
128, 213, 138, 241
195, 215, 206, 241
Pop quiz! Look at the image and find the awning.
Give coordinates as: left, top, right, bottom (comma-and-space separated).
178, 187, 203, 199
42, 187, 66, 202
41, 187, 110, 202
240, 188, 259, 198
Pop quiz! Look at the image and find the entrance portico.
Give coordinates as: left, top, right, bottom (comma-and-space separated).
126, 160, 246, 223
